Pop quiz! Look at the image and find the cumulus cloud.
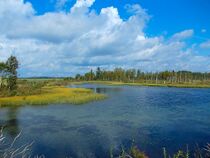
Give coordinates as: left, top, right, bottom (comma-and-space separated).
0, 0, 209, 77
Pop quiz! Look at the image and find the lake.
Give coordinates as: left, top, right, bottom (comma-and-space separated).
0, 84, 210, 158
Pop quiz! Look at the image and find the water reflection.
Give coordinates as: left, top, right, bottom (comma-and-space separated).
91, 87, 121, 94
0, 84, 210, 158
70, 83, 122, 94
0, 108, 20, 137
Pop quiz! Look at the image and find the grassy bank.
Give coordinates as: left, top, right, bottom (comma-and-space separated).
0, 86, 106, 107
1, 78, 209, 107
73, 81, 210, 88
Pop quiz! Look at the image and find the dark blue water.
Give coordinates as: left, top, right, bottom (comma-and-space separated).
0, 84, 210, 158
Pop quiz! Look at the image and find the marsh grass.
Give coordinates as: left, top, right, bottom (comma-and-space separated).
0, 86, 106, 107
163, 147, 190, 158
74, 81, 210, 88
115, 144, 210, 158
119, 145, 148, 158
0, 80, 45, 97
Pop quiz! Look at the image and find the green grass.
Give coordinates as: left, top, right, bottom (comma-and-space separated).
73, 81, 210, 88
0, 86, 106, 107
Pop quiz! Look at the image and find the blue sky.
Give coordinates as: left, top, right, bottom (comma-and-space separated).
0, 0, 209, 77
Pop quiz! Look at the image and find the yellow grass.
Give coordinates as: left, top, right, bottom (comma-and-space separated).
0, 86, 106, 107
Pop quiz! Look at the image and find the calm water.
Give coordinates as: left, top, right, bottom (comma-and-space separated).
0, 84, 210, 158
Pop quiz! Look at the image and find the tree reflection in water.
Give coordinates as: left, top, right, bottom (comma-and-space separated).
0, 107, 20, 138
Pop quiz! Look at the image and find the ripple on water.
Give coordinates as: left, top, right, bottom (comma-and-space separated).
1, 84, 210, 158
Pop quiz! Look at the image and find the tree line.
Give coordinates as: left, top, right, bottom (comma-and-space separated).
72, 67, 210, 84
0, 56, 19, 90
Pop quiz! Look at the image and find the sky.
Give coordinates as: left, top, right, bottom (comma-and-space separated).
0, 0, 210, 77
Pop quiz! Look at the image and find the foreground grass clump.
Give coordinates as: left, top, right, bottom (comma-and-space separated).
0, 86, 106, 107
116, 144, 210, 158
116, 145, 148, 158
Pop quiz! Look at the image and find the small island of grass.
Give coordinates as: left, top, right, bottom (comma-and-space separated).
0, 86, 106, 107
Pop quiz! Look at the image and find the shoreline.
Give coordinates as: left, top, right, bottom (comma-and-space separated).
71, 81, 210, 88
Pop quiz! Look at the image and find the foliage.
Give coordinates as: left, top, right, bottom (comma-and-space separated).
0, 80, 45, 97
0, 62, 7, 71
0, 56, 19, 91
6, 56, 19, 91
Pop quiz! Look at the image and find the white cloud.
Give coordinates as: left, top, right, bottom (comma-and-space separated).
200, 40, 210, 49
71, 0, 95, 11
0, 0, 209, 77
171, 29, 194, 41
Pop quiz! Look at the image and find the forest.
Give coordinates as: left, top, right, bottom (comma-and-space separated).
72, 67, 210, 84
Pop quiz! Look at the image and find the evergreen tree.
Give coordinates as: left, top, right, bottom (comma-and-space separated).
96, 67, 101, 80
